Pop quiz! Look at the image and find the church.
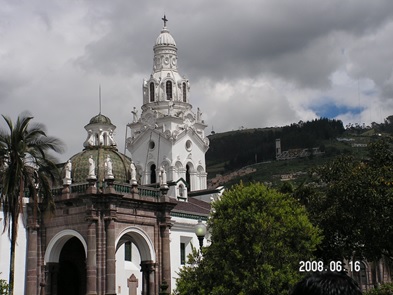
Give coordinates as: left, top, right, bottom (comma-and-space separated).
0, 17, 223, 295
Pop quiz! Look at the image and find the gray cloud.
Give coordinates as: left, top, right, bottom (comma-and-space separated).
2, 0, 393, 162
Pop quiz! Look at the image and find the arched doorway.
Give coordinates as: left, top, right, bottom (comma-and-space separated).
44, 230, 87, 295
57, 237, 86, 295
116, 227, 156, 295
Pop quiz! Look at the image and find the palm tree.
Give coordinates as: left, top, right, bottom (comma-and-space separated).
0, 113, 64, 295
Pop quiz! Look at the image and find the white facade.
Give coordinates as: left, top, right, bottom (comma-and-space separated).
127, 20, 209, 193
0, 208, 27, 295
169, 216, 209, 291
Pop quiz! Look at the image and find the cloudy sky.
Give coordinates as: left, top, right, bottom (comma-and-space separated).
1, 0, 393, 162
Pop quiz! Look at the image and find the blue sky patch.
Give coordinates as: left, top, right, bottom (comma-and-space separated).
311, 101, 364, 118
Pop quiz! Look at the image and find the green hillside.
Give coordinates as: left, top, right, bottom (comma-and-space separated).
206, 117, 392, 188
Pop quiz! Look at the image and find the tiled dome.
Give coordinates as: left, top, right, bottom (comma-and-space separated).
65, 148, 132, 184
89, 113, 113, 125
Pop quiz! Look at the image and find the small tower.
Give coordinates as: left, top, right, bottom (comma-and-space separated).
127, 17, 209, 192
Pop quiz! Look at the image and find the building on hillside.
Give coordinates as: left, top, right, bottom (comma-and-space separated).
0, 17, 222, 295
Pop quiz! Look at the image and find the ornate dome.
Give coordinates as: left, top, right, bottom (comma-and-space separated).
65, 147, 132, 184
89, 113, 113, 125
155, 27, 176, 47
62, 112, 132, 184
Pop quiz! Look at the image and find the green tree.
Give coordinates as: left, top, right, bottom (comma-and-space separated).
304, 138, 393, 262
363, 283, 393, 295
0, 279, 8, 295
0, 113, 64, 295
174, 182, 322, 295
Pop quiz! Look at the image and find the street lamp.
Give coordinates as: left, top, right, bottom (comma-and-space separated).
194, 219, 207, 250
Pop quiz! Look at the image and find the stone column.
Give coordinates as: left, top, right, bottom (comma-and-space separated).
25, 225, 39, 294
86, 219, 97, 295
140, 261, 155, 295
46, 263, 59, 295
160, 224, 171, 291
169, 166, 176, 181
106, 217, 116, 295
190, 171, 197, 191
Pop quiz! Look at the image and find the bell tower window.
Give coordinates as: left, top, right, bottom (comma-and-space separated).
150, 82, 155, 102
186, 164, 190, 192
150, 164, 156, 184
166, 81, 172, 100
182, 82, 187, 102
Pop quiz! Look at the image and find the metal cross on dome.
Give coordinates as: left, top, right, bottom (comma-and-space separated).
162, 15, 168, 27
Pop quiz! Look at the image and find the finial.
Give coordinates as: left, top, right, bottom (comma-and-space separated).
99, 84, 102, 114
162, 14, 168, 27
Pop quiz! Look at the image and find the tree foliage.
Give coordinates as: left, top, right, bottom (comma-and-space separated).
0, 113, 64, 295
299, 138, 393, 262
0, 280, 8, 295
363, 283, 393, 295
174, 182, 322, 295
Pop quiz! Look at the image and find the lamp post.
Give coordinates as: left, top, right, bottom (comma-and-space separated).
194, 219, 207, 250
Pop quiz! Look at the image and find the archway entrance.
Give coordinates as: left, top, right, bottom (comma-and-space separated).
116, 228, 156, 295
57, 237, 86, 295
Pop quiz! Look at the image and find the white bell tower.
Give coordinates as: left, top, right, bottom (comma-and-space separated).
126, 16, 209, 192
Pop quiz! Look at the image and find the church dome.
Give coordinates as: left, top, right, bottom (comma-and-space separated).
155, 27, 176, 47
62, 112, 132, 184
89, 113, 113, 125
65, 148, 132, 184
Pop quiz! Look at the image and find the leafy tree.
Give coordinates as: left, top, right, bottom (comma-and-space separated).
363, 283, 393, 295
0, 113, 64, 295
174, 182, 322, 295
0, 279, 8, 295
303, 138, 393, 262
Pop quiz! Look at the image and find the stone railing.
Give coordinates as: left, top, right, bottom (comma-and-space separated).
52, 182, 161, 198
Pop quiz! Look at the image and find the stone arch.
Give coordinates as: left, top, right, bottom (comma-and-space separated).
197, 165, 204, 173
197, 165, 206, 190
164, 79, 173, 100
116, 227, 156, 262
45, 229, 87, 263
160, 160, 170, 171
147, 161, 157, 184
174, 161, 184, 181
175, 161, 183, 170
185, 162, 195, 191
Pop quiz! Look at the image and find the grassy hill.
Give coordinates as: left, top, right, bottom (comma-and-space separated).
205, 118, 388, 189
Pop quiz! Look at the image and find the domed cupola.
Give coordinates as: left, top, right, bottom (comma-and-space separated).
83, 113, 117, 148
62, 113, 133, 184
155, 26, 176, 47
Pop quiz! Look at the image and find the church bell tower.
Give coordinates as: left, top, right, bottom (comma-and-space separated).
126, 16, 209, 192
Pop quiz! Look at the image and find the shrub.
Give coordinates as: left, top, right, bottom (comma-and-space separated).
364, 283, 393, 295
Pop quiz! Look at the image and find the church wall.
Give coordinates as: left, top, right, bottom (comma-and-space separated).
115, 241, 142, 295
131, 130, 207, 190
0, 210, 27, 295
169, 216, 209, 292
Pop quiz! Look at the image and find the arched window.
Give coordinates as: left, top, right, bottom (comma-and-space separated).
186, 164, 190, 192
166, 81, 172, 100
179, 184, 184, 197
150, 164, 156, 184
182, 82, 187, 102
150, 82, 155, 102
